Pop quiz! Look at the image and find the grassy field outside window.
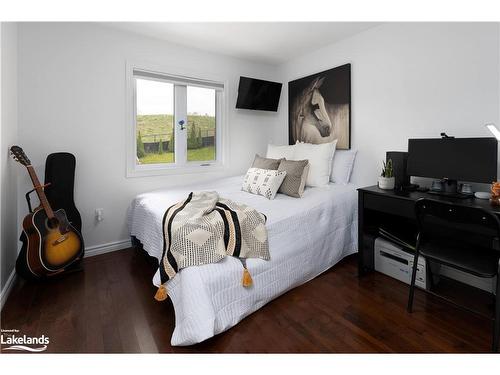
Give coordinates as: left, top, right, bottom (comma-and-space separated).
137, 114, 216, 164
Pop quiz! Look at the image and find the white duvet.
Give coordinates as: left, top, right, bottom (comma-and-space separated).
127, 175, 358, 346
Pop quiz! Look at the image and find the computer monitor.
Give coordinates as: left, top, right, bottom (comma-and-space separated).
407, 137, 497, 191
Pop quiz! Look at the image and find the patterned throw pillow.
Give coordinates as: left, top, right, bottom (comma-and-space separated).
251, 154, 283, 170
277, 159, 310, 198
242, 168, 287, 200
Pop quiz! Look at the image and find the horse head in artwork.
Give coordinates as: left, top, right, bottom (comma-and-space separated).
291, 76, 334, 144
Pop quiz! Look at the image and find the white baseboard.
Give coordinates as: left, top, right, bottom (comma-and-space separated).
1, 269, 17, 311
84, 238, 132, 258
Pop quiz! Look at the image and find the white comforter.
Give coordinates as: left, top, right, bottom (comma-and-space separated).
128, 175, 358, 346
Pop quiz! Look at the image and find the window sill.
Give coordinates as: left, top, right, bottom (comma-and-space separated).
126, 163, 225, 178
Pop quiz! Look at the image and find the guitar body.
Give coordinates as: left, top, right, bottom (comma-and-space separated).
17, 208, 84, 279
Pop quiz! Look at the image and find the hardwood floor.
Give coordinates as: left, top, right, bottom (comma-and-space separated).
1, 248, 493, 353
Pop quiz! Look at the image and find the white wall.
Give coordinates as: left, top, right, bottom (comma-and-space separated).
277, 23, 500, 188
17, 23, 281, 252
1, 22, 18, 292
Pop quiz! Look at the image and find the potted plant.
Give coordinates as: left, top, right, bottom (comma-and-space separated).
378, 159, 395, 190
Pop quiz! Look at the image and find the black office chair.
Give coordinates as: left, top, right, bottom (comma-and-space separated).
407, 198, 500, 352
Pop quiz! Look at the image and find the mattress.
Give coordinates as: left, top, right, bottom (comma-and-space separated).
128, 175, 358, 345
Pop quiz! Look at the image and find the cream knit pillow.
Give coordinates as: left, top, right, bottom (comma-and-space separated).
242, 168, 287, 200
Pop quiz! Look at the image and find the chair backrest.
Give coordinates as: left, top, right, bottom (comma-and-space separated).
415, 198, 500, 251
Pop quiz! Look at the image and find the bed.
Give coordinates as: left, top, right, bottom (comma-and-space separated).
127, 175, 358, 346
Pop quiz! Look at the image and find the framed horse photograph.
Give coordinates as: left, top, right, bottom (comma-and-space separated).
288, 63, 351, 149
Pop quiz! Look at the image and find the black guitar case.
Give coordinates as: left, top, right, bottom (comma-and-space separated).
44, 152, 83, 233
17, 152, 84, 280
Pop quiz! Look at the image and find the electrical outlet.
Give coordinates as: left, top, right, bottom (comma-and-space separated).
95, 208, 104, 222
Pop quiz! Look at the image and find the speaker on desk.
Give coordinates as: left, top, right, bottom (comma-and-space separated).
386, 151, 410, 190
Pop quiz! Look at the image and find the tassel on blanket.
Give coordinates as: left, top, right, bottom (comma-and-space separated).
154, 284, 168, 301
239, 258, 253, 287
242, 267, 253, 287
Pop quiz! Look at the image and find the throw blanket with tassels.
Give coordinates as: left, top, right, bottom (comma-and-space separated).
154, 191, 270, 301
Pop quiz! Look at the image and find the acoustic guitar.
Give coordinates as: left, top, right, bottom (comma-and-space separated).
10, 146, 84, 279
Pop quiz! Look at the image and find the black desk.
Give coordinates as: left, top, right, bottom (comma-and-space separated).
357, 185, 500, 276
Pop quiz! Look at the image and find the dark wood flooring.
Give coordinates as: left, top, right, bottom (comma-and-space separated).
1, 248, 494, 353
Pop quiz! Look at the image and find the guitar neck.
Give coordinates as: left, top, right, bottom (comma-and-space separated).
27, 165, 55, 219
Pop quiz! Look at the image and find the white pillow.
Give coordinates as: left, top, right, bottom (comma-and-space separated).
292, 140, 337, 187
330, 150, 357, 184
242, 167, 287, 200
266, 144, 295, 160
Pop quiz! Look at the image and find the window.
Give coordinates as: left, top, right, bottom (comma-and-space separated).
187, 86, 216, 162
136, 79, 175, 164
127, 65, 225, 177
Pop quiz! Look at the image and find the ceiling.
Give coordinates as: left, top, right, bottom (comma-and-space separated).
103, 22, 380, 65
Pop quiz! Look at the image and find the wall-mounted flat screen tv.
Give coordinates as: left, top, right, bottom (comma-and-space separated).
236, 77, 282, 112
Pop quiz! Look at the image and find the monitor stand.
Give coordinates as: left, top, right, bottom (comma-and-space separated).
427, 179, 473, 200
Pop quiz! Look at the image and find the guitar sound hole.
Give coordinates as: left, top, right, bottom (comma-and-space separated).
47, 217, 60, 229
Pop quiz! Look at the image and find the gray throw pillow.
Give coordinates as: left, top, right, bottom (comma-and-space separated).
251, 154, 283, 170
277, 159, 310, 198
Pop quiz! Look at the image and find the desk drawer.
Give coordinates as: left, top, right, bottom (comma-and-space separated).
363, 192, 415, 218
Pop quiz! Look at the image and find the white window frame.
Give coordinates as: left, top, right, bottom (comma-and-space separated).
126, 61, 228, 178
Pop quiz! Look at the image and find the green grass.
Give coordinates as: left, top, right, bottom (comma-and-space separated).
137, 114, 216, 164
137, 114, 215, 142
139, 152, 174, 164
187, 146, 215, 162
139, 146, 215, 164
